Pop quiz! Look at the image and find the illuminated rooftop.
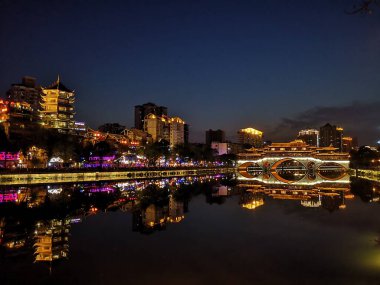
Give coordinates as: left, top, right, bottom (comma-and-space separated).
43, 77, 73, 93
298, 129, 319, 135
239, 127, 263, 136
169, 117, 185, 124
270, 140, 308, 148
342, 137, 353, 141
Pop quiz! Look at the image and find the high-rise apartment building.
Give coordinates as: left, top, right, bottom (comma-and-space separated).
144, 114, 186, 147
134, 102, 167, 130
144, 114, 167, 142
342, 136, 354, 152
169, 117, 185, 147
205, 129, 225, 145
297, 129, 319, 147
6, 76, 41, 121
319, 123, 343, 151
184, 124, 189, 144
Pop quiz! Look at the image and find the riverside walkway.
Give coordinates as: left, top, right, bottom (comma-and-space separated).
0, 167, 235, 185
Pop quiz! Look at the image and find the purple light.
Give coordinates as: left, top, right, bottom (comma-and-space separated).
0, 193, 18, 203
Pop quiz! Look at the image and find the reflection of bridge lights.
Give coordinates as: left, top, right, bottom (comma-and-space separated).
242, 199, 264, 210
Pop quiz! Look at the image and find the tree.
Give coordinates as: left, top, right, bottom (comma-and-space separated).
93, 140, 116, 167
139, 184, 169, 208
218, 153, 237, 166
144, 140, 170, 166
350, 146, 380, 169
98, 123, 125, 134
0, 126, 11, 150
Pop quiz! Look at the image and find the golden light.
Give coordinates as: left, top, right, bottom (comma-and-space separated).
240, 127, 263, 136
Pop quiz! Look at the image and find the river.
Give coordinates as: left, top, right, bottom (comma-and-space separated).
1, 174, 380, 285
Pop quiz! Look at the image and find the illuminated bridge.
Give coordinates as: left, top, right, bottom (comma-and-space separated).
237, 140, 350, 185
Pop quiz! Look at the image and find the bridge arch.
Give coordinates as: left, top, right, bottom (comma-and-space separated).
238, 162, 262, 178
317, 162, 347, 181
270, 158, 307, 184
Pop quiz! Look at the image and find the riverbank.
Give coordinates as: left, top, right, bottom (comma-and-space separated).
0, 167, 235, 185
352, 169, 380, 182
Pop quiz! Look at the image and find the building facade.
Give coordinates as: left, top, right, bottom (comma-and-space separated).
342, 136, 354, 152
144, 114, 167, 142
0, 99, 36, 139
319, 123, 343, 151
205, 129, 225, 145
211, 142, 228, 156
40, 78, 75, 133
237, 127, 263, 148
144, 114, 186, 146
134, 102, 167, 130
184, 123, 189, 144
6, 76, 41, 122
169, 117, 185, 147
297, 129, 319, 147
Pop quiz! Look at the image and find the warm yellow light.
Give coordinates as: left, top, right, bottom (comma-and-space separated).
242, 199, 264, 209
342, 137, 352, 141
170, 117, 185, 124
240, 127, 263, 136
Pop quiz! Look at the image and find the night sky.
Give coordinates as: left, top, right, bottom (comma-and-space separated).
1, 0, 379, 144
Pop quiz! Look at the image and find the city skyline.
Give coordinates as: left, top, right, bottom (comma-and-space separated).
1, 1, 379, 144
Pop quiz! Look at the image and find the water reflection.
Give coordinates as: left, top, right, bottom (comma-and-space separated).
34, 219, 70, 262
238, 182, 351, 212
1, 174, 380, 282
238, 159, 349, 184
0, 175, 227, 264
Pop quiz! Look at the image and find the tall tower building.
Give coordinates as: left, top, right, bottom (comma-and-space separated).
319, 123, 343, 151
205, 129, 225, 145
297, 129, 319, 147
40, 77, 75, 133
237, 127, 263, 147
134, 102, 167, 130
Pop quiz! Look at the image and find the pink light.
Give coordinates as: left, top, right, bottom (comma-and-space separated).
0, 193, 18, 203
0, 152, 19, 161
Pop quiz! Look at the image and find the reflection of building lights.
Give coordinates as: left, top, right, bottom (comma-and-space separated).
0, 193, 18, 203
301, 200, 322, 208
49, 157, 64, 163
70, 218, 82, 224
242, 199, 264, 210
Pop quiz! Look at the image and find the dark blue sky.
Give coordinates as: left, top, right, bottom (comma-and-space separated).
1, 0, 379, 143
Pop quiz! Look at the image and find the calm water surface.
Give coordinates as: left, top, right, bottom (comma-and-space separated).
1, 175, 380, 285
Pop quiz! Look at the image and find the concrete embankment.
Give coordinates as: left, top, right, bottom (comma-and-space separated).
0, 167, 235, 185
